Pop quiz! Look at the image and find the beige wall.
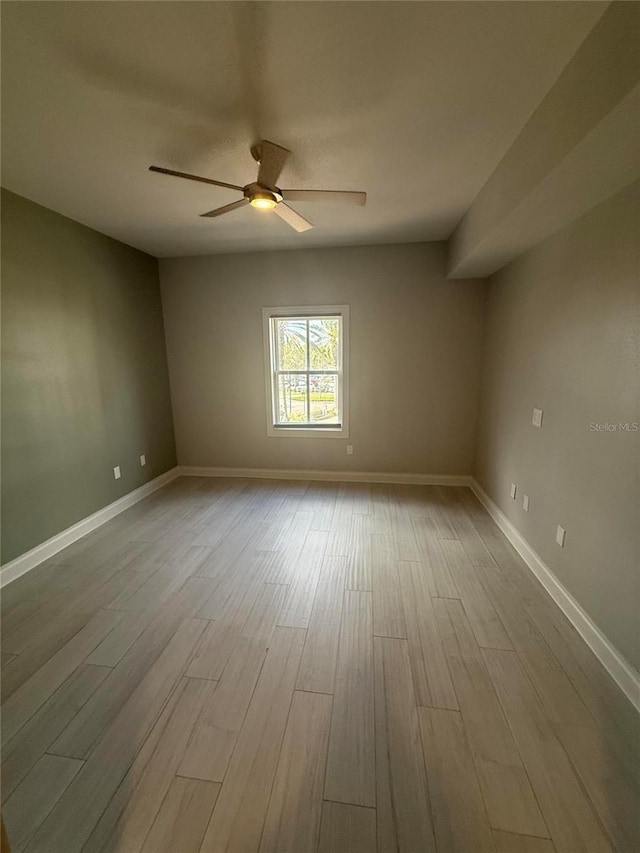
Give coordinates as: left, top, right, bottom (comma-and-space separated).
159, 242, 486, 475
474, 183, 640, 671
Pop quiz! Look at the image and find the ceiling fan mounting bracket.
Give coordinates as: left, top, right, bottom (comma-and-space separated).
250, 144, 263, 164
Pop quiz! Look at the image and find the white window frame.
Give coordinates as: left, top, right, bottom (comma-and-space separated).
262, 305, 350, 439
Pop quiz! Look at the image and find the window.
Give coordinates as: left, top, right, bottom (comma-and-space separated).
263, 305, 349, 437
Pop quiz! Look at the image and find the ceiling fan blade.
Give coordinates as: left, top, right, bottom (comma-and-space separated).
281, 189, 367, 206
200, 199, 250, 218
149, 166, 243, 192
273, 202, 313, 233
256, 140, 291, 188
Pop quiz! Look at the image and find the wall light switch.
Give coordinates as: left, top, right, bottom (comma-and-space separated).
346, 445, 353, 455
556, 525, 566, 547
523, 494, 530, 512
510, 483, 517, 499
532, 408, 543, 428
113, 466, 121, 480
140, 454, 146, 467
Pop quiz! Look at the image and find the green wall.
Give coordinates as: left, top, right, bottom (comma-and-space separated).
1, 189, 177, 564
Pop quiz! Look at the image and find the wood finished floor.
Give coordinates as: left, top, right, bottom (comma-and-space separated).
1, 477, 638, 853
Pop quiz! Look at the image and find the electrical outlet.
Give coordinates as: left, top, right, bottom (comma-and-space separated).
556, 525, 566, 547
532, 408, 543, 428
523, 494, 530, 512
510, 483, 517, 499
346, 445, 353, 455
113, 466, 121, 480
140, 454, 146, 467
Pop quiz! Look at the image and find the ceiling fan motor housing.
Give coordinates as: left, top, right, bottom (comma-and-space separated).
244, 182, 283, 206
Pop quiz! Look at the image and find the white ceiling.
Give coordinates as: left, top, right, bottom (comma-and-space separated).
1, 1, 606, 258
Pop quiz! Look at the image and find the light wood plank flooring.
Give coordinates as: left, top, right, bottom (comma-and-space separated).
1, 477, 638, 852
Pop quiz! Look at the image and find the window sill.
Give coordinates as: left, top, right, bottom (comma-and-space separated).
267, 426, 349, 439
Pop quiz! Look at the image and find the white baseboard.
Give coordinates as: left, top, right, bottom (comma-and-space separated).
470, 477, 640, 713
0, 467, 181, 589
178, 465, 472, 487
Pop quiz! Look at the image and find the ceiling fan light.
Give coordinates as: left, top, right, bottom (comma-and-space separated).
250, 193, 277, 210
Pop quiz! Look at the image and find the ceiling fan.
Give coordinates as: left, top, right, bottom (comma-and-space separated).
149, 140, 366, 233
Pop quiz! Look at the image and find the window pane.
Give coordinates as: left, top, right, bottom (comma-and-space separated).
276, 374, 309, 424
310, 374, 339, 424
309, 318, 339, 369
276, 319, 307, 370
